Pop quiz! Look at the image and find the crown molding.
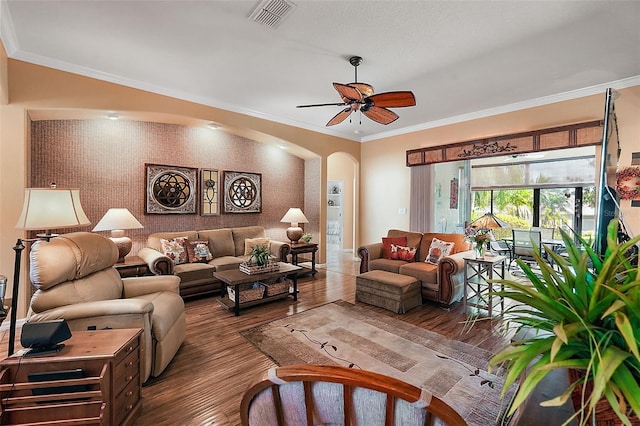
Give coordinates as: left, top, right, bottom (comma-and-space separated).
361, 75, 640, 143
4, 46, 361, 142
0, 0, 18, 55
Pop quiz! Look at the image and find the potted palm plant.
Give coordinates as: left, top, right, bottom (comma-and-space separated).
240, 244, 279, 275
490, 219, 640, 425
248, 244, 271, 267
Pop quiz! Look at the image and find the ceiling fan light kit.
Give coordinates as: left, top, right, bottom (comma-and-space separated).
297, 56, 416, 127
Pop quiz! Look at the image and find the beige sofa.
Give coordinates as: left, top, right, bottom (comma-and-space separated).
358, 230, 472, 306
27, 232, 186, 383
137, 226, 291, 298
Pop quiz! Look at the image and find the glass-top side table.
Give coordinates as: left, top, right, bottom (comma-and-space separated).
463, 255, 507, 317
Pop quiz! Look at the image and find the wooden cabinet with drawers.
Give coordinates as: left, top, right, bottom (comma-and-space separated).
0, 328, 142, 425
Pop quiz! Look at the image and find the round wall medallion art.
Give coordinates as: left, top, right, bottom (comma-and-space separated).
146, 164, 197, 214
223, 171, 262, 213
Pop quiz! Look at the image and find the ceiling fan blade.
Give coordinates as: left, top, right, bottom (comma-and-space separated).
326, 108, 352, 126
333, 83, 363, 102
362, 106, 399, 125
367, 91, 416, 108
297, 102, 348, 108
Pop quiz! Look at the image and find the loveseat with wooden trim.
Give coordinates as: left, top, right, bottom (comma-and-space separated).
358, 230, 472, 306
137, 226, 290, 298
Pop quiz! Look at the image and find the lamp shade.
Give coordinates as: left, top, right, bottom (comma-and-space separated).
280, 208, 309, 225
16, 188, 90, 231
92, 208, 143, 261
92, 208, 143, 232
470, 213, 509, 230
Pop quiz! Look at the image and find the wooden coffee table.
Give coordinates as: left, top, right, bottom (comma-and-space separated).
214, 262, 302, 316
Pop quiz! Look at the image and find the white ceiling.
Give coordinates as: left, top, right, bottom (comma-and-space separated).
2, 0, 639, 142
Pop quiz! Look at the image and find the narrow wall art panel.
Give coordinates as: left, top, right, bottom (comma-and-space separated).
145, 164, 197, 214
223, 171, 262, 213
450, 177, 459, 209
200, 169, 219, 216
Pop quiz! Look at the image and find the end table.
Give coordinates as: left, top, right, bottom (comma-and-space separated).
463, 255, 506, 317
289, 242, 318, 277
114, 256, 150, 278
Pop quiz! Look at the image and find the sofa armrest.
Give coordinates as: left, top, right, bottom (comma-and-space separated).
270, 240, 291, 262
438, 250, 473, 305
357, 242, 384, 273
122, 275, 181, 298
138, 247, 174, 275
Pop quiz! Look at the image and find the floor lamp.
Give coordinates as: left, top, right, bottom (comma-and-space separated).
9, 185, 90, 356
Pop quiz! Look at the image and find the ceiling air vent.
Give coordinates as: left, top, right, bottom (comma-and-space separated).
249, 0, 296, 29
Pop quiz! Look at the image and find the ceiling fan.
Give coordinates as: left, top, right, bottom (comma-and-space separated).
297, 56, 416, 127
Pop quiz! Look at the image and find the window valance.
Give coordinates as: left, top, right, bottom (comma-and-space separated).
406, 120, 602, 167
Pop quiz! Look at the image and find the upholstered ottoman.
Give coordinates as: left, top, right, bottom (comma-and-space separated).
356, 270, 421, 314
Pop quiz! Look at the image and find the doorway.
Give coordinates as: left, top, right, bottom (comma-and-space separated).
327, 152, 356, 254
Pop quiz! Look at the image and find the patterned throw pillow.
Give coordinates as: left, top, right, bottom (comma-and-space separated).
186, 240, 213, 263
391, 244, 417, 262
425, 237, 455, 265
160, 237, 188, 265
382, 236, 407, 259
244, 237, 271, 255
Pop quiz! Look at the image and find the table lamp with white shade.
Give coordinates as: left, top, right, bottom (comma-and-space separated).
280, 208, 309, 243
11, 185, 91, 355
92, 208, 143, 262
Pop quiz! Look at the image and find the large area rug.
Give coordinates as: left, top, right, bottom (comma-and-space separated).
241, 301, 515, 426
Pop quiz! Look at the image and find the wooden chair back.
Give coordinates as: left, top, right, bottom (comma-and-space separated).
240, 364, 467, 426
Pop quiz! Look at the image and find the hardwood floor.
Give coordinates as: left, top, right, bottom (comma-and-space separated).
0, 251, 511, 425
135, 250, 511, 426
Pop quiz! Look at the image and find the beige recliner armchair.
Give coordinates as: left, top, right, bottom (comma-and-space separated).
27, 232, 186, 383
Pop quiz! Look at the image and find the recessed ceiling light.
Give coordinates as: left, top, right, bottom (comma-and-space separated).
354, 130, 362, 134
206, 123, 219, 130
278, 144, 287, 149
106, 113, 119, 120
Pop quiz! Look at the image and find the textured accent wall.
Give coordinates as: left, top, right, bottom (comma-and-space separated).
30, 119, 309, 254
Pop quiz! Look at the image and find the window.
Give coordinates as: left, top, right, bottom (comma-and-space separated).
470, 147, 596, 239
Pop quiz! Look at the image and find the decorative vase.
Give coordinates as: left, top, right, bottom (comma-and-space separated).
475, 242, 485, 258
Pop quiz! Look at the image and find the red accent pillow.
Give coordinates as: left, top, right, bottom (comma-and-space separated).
382, 236, 407, 259
391, 244, 417, 262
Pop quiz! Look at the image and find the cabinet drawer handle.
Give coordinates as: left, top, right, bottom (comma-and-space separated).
126, 404, 133, 411
126, 361, 133, 367
126, 375, 133, 382
126, 345, 134, 353
126, 390, 133, 397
